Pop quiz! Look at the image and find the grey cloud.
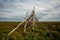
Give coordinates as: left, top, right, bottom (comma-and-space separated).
37, 0, 60, 21
0, 0, 60, 21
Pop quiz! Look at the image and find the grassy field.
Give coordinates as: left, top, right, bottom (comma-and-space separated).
0, 22, 60, 40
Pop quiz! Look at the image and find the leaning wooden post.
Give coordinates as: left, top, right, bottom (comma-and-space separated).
24, 21, 28, 33
24, 12, 28, 33
8, 21, 25, 35
32, 6, 35, 30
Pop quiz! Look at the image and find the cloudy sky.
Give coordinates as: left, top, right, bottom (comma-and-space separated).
0, 0, 60, 21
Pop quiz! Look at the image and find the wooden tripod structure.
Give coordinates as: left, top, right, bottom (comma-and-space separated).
8, 6, 38, 35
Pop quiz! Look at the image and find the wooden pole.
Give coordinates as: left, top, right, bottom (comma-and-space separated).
24, 12, 29, 33
24, 21, 28, 33
32, 6, 35, 30
8, 21, 25, 35
33, 17, 34, 30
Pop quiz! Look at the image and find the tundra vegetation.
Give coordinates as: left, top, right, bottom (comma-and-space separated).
0, 22, 60, 40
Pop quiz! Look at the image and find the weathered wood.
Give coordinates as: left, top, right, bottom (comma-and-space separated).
8, 21, 25, 35
24, 21, 28, 33
32, 6, 35, 30
8, 6, 38, 35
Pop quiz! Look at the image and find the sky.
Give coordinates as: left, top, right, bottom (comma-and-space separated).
0, 0, 60, 21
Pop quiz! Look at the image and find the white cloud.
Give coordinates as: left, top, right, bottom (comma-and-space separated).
0, 0, 60, 21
